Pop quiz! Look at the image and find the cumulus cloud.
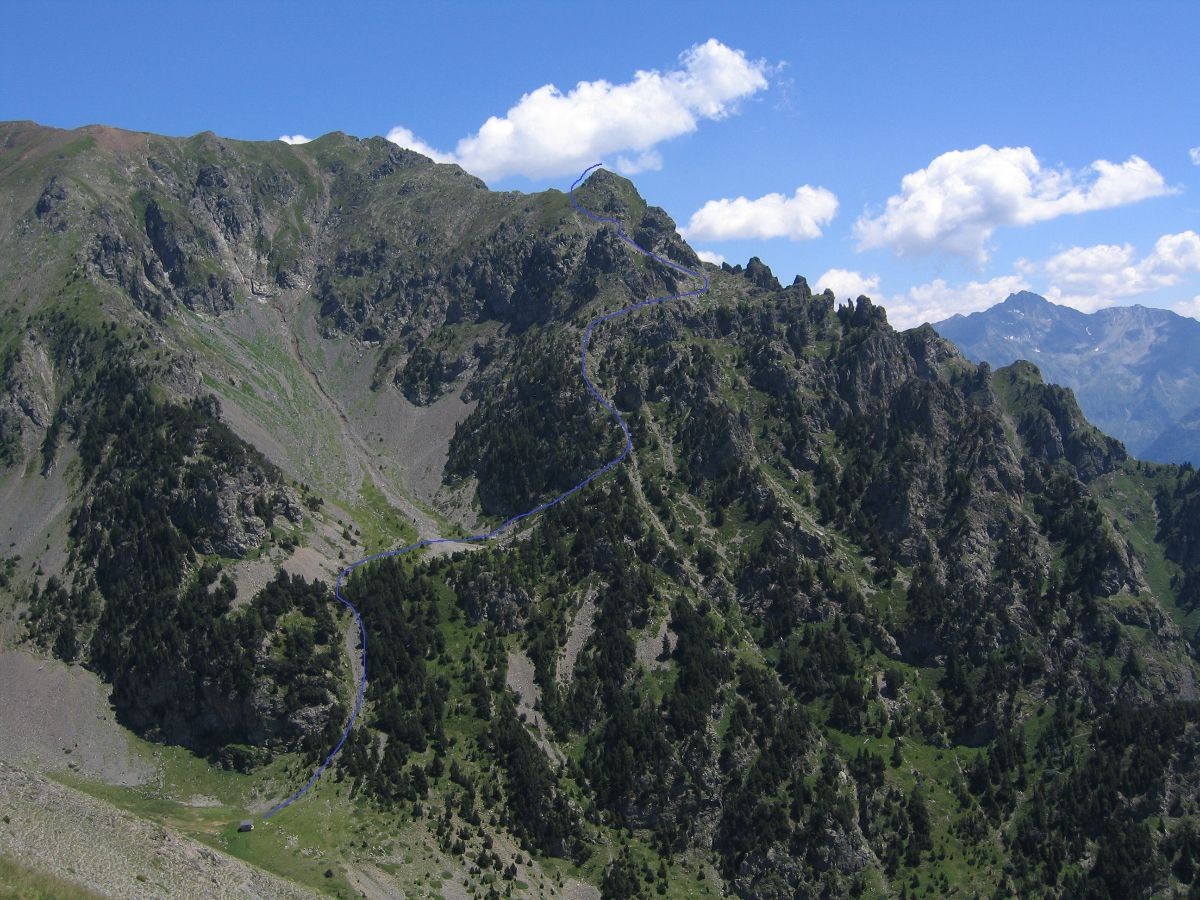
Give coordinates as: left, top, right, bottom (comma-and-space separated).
855, 145, 1172, 261
893, 275, 1033, 327
1191, 146, 1200, 166
682, 186, 838, 241
278, 134, 312, 145
386, 39, 768, 181
1034, 230, 1200, 311
816, 268, 881, 301
696, 250, 726, 266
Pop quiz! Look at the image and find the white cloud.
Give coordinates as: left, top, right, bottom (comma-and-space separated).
1190, 146, 1200, 166
855, 145, 1172, 261
682, 185, 838, 241
696, 250, 726, 266
1035, 230, 1200, 311
816, 268, 881, 301
278, 134, 312, 145
1174, 296, 1200, 320
385, 39, 768, 181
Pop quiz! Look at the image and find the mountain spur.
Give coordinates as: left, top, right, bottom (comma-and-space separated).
265, 163, 710, 819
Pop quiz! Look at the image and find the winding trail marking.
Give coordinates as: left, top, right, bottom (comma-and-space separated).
265, 163, 709, 819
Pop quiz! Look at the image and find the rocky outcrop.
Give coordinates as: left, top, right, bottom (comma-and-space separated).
995, 360, 1127, 480
105, 571, 344, 759
454, 571, 532, 632
732, 830, 871, 900
0, 337, 57, 463
743, 257, 781, 292
176, 467, 302, 558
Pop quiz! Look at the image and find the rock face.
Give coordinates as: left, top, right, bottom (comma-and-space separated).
91, 567, 345, 761
454, 570, 532, 632
0, 337, 57, 464
936, 291, 1200, 464
742, 256, 782, 291
179, 466, 302, 558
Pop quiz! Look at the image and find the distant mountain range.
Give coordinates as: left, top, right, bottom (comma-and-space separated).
935, 291, 1200, 464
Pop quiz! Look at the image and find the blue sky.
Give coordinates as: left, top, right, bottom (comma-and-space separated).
3, 0, 1198, 326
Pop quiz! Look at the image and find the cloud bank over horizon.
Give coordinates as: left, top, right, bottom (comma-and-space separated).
817, 230, 1200, 328
1033, 230, 1200, 311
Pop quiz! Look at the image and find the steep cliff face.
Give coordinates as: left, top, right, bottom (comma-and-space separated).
4, 121, 1200, 898
0, 338, 56, 467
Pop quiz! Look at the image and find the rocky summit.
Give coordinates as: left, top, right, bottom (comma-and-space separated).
4, 121, 1200, 898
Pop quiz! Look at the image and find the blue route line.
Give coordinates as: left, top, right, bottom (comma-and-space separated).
264, 162, 710, 819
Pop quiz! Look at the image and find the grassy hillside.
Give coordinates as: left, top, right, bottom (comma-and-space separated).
0, 854, 105, 900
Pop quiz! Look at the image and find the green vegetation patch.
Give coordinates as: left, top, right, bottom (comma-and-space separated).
0, 854, 105, 900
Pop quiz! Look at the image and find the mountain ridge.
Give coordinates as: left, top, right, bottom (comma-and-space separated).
935, 290, 1200, 464
3, 120, 1200, 898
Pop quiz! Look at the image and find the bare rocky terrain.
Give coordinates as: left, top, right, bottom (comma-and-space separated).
0, 448, 74, 589
0, 763, 317, 899
506, 648, 564, 764
0, 649, 150, 786
557, 590, 597, 685
634, 615, 672, 672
